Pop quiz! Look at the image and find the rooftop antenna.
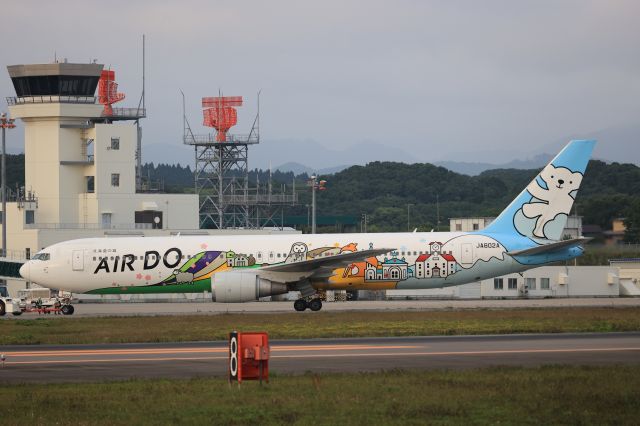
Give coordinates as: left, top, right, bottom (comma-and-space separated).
135, 34, 146, 191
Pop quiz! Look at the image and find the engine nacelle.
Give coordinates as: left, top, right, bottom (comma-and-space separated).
211, 270, 288, 303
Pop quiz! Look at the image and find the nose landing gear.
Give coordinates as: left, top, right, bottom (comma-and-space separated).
293, 297, 323, 312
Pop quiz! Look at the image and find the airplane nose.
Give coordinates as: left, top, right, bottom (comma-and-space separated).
19, 262, 29, 280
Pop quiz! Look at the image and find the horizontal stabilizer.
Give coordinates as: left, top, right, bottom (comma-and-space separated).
261, 248, 395, 273
507, 238, 592, 257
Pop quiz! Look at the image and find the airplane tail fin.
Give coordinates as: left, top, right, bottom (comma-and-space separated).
482, 140, 595, 242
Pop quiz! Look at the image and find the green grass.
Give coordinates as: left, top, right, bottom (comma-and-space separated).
1, 307, 640, 345
1, 365, 639, 425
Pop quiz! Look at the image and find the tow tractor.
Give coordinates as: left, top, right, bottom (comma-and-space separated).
16, 288, 75, 315
31, 297, 74, 315
0, 286, 22, 316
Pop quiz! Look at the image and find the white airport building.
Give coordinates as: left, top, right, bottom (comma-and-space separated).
385, 265, 635, 300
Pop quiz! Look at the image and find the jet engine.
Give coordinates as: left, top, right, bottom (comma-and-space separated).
211, 270, 288, 303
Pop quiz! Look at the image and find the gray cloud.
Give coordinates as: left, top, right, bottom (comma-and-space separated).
1, 0, 639, 164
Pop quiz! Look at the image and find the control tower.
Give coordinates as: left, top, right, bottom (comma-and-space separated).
3, 61, 198, 259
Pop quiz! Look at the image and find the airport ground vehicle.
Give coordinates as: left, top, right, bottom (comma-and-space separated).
0, 286, 22, 316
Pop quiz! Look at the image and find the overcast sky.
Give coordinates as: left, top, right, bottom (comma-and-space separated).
1, 0, 639, 164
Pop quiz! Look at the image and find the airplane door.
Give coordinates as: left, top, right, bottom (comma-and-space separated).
461, 243, 473, 266
72, 250, 84, 271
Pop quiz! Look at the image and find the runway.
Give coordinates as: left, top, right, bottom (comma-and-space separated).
1, 332, 639, 383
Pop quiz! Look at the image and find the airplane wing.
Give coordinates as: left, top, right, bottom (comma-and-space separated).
259, 248, 395, 273
507, 237, 592, 257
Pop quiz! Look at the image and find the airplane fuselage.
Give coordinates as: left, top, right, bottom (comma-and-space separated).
20, 231, 580, 295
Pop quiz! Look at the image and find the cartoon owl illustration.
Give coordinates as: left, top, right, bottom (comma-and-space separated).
285, 242, 308, 263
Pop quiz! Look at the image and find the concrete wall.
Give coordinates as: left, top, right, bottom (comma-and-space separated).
481, 266, 618, 298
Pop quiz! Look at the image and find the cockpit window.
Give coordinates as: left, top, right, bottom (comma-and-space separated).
32, 253, 51, 261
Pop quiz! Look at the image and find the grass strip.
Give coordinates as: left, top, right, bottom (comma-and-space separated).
1, 365, 639, 425
1, 307, 639, 345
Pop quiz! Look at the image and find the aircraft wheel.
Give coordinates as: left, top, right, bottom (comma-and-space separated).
61, 305, 75, 315
309, 298, 322, 312
0, 301, 5, 316
293, 299, 307, 312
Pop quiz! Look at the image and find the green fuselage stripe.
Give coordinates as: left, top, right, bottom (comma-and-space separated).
86, 279, 212, 295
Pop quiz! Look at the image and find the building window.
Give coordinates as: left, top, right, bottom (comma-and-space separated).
25, 248, 31, 259
135, 211, 162, 229
493, 278, 503, 290
85, 176, 95, 193
525, 277, 536, 290
455, 224, 462, 231
541, 278, 550, 290
111, 173, 120, 187
101, 213, 112, 229
25, 210, 35, 224
508, 278, 518, 290
472, 223, 479, 230
110, 137, 120, 150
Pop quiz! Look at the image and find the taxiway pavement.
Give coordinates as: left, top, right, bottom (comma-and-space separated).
1, 332, 639, 383
5, 298, 640, 318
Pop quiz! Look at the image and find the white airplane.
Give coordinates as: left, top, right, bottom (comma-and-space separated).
19, 140, 595, 314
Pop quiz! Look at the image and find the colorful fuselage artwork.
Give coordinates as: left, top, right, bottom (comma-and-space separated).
151, 235, 507, 292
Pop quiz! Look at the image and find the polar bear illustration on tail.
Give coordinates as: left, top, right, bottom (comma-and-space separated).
522, 164, 583, 239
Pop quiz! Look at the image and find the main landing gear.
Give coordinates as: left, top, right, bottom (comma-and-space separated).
294, 297, 322, 312
60, 304, 75, 315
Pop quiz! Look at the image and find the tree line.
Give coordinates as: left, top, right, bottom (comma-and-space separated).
4, 154, 640, 242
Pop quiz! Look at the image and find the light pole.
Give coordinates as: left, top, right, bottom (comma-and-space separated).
308, 175, 326, 234
0, 113, 16, 258
311, 176, 316, 234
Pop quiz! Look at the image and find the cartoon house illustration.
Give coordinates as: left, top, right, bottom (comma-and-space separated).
365, 256, 408, 281
226, 252, 249, 267
415, 242, 457, 278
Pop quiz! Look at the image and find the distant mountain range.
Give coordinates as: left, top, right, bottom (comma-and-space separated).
272, 162, 350, 175
433, 154, 554, 175
113, 123, 640, 176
